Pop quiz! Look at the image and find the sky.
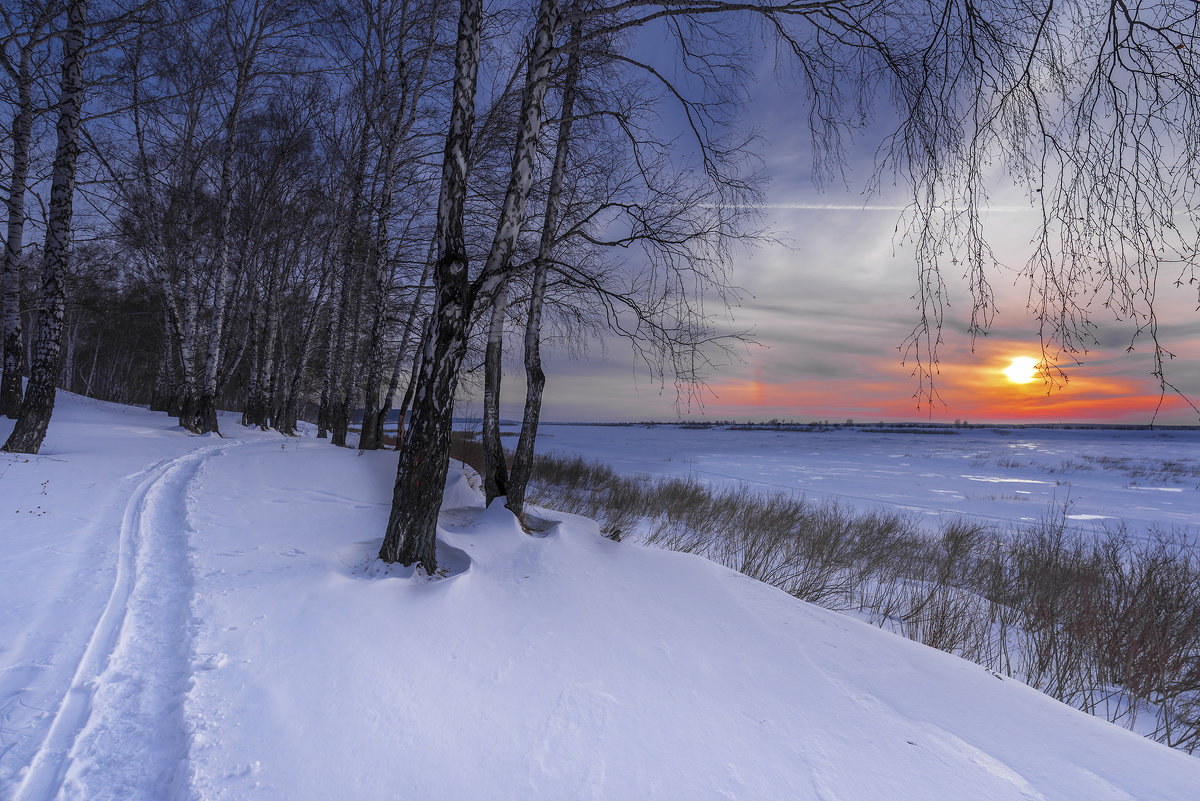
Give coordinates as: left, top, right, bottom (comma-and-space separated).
475, 27, 1200, 427
506, 203, 1200, 425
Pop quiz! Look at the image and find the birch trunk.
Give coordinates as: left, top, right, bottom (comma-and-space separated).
393, 320, 426, 450
324, 134, 370, 445
477, 0, 560, 500
61, 321, 77, 391
380, 0, 483, 571
1, 46, 36, 419
481, 280, 510, 503
474, 0, 560, 296
381, 0, 563, 566
358, 62, 400, 451
127, 45, 197, 426
172, 265, 202, 425
0, 0, 55, 420
83, 332, 100, 398
197, 31, 260, 433
259, 266, 281, 430
3, 0, 89, 454
243, 256, 279, 429
316, 262, 340, 438
241, 293, 263, 426
218, 292, 254, 392
358, 1, 442, 450
358, 211, 395, 450
507, 18, 583, 519
150, 310, 175, 412
362, 0, 445, 447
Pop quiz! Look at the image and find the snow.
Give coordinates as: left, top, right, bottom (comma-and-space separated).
3, 393, 1200, 800
530, 423, 1200, 537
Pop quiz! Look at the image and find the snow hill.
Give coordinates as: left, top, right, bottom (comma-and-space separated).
2, 392, 1199, 800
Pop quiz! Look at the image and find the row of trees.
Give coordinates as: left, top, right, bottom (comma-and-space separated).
0, 0, 756, 528
4, 0, 1199, 573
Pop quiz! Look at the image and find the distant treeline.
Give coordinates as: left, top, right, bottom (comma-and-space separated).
534, 420, 1200, 432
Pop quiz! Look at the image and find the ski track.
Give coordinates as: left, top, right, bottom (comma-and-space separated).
13, 442, 236, 801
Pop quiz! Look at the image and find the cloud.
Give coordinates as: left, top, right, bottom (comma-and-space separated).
711, 203, 1039, 212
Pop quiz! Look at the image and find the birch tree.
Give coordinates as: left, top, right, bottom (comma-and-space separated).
357, 0, 449, 450
195, 0, 307, 434
378, 0, 483, 567
382, 0, 764, 568
112, 6, 219, 430
314, 106, 366, 440
504, 16, 583, 518
232, 93, 323, 428
476, 0, 562, 503
3, 0, 87, 453
0, 0, 58, 419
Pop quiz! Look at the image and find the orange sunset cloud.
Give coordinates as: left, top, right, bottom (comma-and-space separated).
699, 340, 1191, 424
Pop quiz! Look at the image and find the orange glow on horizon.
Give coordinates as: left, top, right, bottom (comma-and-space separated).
701, 345, 1189, 424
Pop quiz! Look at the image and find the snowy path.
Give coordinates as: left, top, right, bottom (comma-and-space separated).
12, 442, 235, 801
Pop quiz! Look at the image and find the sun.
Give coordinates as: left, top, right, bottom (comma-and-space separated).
1002, 356, 1039, 384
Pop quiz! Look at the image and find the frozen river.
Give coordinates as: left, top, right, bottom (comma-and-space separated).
527, 423, 1200, 537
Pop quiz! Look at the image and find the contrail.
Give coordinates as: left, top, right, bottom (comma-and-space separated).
705, 202, 1037, 212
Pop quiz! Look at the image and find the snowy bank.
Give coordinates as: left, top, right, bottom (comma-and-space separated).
2, 393, 1199, 800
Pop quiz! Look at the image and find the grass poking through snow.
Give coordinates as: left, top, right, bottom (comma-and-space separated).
448, 433, 1200, 754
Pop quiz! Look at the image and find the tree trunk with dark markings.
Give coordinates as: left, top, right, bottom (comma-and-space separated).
506, 17, 583, 520
380, 0, 484, 572
3, 0, 89, 454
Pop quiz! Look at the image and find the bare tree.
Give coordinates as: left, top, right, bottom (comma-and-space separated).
382, 0, 773, 569
358, 0, 449, 450
378, 0, 483, 567
504, 16, 584, 518
195, 0, 308, 434
3, 0, 87, 453
0, 0, 58, 419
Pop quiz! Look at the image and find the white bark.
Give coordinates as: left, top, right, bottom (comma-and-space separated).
507, 16, 583, 518
198, 51, 257, 432
476, 0, 561, 296
3, 0, 89, 454
479, 0, 562, 499
380, 0, 483, 570
1, 45, 35, 418
1, 4, 54, 418
481, 278, 509, 502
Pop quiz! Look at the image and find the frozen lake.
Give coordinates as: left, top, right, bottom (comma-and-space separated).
527, 424, 1200, 537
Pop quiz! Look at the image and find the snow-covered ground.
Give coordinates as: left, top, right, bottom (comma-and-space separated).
532, 423, 1200, 537
3, 393, 1200, 800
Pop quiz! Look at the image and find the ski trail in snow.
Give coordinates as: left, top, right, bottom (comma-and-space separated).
13, 442, 236, 801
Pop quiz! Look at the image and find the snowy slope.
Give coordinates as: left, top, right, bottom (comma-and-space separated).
3, 393, 1200, 800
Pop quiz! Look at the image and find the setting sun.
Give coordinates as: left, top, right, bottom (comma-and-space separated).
1003, 357, 1039, 384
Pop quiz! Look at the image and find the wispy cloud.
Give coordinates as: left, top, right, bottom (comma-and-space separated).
706, 202, 1038, 212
